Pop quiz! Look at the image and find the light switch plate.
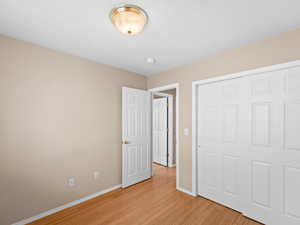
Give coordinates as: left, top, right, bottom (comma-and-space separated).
94, 171, 100, 180
184, 128, 189, 136
68, 177, 75, 187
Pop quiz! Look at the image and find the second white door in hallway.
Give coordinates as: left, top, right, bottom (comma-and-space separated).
153, 98, 168, 166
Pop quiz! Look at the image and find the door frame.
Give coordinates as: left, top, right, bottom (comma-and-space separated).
152, 93, 174, 167
149, 83, 180, 190
192, 59, 300, 196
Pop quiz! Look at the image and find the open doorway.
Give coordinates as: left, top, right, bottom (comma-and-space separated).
149, 84, 179, 189
152, 91, 175, 167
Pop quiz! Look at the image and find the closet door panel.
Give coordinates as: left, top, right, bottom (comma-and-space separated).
241, 71, 283, 225
197, 79, 246, 211
278, 67, 300, 225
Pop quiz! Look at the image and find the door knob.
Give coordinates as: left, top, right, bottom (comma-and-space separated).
122, 140, 130, 144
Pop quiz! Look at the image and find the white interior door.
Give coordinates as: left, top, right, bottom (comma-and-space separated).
122, 87, 151, 188
153, 98, 168, 166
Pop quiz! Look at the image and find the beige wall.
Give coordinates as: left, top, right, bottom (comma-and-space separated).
147, 28, 300, 191
2, 27, 300, 225
0, 35, 146, 225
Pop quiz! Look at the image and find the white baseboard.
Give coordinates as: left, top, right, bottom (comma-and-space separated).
176, 187, 197, 197
168, 164, 176, 168
11, 184, 122, 225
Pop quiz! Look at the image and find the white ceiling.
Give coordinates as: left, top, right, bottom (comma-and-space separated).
1, 1, 300, 76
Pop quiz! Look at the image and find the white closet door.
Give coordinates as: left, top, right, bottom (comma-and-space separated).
196, 66, 300, 225
279, 67, 300, 225
197, 78, 246, 211
242, 68, 300, 225
197, 82, 223, 205
220, 78, 248, 211
153, 98, 168, 166
241, 71, 283, 224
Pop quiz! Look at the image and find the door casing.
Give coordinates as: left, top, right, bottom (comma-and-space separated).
149, 83, 180, 190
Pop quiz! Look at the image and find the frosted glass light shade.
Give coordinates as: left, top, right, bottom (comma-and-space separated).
110, 5, 148, 35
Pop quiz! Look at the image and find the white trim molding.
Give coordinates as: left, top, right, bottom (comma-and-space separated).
149, 83, 180, 189
192, 60, 300, 86
152, 92, 172, 98
149, 83, 179, 92
11, 184, 122, 225
176, 187, 197, 197
191, 82, 197, 196
192, 59, 300, 197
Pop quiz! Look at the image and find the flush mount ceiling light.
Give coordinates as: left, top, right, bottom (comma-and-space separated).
110, 4, 148, 35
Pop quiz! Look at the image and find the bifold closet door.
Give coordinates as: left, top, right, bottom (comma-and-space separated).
153, 98, 168, 166
279, 67, 300, 225
242, 67, 300, 225
241, 71, 282, 225
197, 66, 300, 225
197, 78, 247, 212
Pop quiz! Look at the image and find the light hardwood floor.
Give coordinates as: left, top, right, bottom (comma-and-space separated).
29, 164, 262, 225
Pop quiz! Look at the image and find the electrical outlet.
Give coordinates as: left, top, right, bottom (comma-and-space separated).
94, 171, 100, 180
68, 177, 75, 187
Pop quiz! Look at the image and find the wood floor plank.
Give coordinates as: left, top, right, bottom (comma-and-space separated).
28, 165, 262, 225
